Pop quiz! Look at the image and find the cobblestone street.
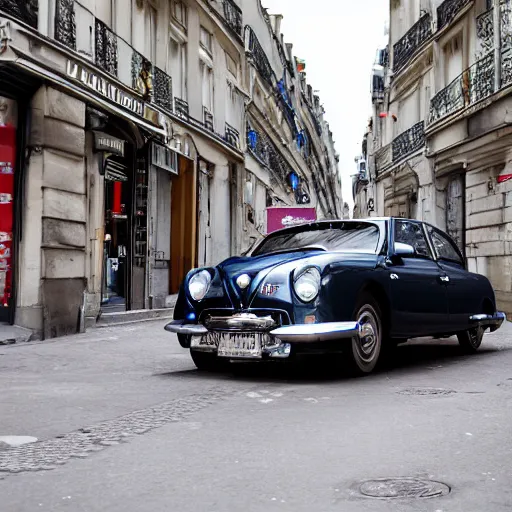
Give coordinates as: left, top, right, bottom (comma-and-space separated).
1, 321, 512, 510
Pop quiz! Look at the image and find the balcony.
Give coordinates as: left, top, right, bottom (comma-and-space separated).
247, 123, 293, 183
153, 67, 173, 113
437, 0, 472, 31
55, 0, 75, 49
246, 26, 275, 90
225, 123, 240, 148
175, 98, 190, 120
203, 107, 214, 132
222, 0, 242, 39
392, 121, 425, 162
428, 54, 495, 124
393, 13, 432, 73
0, 0, 38, 29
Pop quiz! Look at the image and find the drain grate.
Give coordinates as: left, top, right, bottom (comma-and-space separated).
398, 387, 455, 396
358, 478, 451, 499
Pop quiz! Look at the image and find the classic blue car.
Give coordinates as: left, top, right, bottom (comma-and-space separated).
165, 218, 506, 374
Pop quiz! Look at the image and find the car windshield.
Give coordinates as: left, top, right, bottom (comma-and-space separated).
252, 223, 380, 256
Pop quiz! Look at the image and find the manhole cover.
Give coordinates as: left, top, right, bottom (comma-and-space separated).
359, 478, 450, 499
398, 387, 455, 396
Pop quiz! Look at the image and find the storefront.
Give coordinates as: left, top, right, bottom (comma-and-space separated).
0, 98, 17, 323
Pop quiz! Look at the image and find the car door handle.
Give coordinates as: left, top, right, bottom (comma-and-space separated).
439, 276, 450, 283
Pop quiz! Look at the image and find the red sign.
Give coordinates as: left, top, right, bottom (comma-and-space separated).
266, 207, 317, 234
0, 124, 16, 308
497, 173, 512, 184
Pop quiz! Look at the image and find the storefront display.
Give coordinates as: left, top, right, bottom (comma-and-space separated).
0, 122, 16, 316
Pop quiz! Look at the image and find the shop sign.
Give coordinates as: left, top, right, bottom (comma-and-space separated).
94, 132, 125, 157
266, 207, 317, 234
66, 60, 145, 118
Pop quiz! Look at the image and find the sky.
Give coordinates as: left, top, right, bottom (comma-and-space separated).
263, 0, 389, 211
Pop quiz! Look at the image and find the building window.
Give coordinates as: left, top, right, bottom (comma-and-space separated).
200, 60, 214, 113
96, 0, 113, 27
225, 51, 238, 79
200, 26, 213, 55
170, 37, 187, 101
145, 4, 157, 62
172, 0, 187, 29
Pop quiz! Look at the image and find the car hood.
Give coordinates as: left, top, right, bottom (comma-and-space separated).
216, 250, 379, 308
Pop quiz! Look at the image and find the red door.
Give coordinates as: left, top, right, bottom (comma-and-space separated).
0, 123, 16, 318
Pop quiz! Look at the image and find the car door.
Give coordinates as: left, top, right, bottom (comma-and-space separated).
425, 224, 482, 331
388, 219, 450, 337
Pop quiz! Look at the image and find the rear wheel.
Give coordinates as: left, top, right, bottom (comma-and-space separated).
190, 350, 226, 372
348, 294, 383, 374
457, 326, 484, 354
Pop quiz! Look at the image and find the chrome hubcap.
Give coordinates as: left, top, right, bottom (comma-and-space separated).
358, 309, 379, 359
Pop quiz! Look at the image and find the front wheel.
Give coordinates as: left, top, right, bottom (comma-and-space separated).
348, 294, 383, 375
457, 326, 484, 354
190, 350, 227, 372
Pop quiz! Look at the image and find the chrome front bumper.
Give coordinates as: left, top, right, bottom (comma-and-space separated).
469, 312, 506, 332
164, 318, 361, 342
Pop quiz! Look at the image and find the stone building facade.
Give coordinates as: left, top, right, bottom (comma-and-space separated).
0, 0, 342, 338
354, 0, 512, 317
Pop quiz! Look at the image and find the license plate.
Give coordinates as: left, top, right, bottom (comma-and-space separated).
217, 332, 262, 359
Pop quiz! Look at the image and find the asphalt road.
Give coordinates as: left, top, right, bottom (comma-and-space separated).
1, 320, 512, 511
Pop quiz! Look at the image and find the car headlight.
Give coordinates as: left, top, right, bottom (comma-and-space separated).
293, 267, 321, 302
188, 270, 212, 301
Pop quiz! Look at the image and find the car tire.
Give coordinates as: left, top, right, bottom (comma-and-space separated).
457, 326, 484, 354
190, 350, 226, 372
348, 294, 383, 375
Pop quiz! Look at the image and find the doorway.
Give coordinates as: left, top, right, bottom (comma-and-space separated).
170, 155, 197, 294
446, 173, 465, 254
101, 153, 132, 313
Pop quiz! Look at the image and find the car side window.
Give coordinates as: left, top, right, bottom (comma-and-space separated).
394, 220, 431, 258
427, 226, 464, 266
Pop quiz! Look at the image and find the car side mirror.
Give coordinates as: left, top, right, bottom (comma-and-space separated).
394, 242, 415, 257
387, 242, 415, 264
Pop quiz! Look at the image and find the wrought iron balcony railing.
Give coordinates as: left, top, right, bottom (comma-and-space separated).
246, 26, 275, 90
225, 123, 240, 148
222, 0, 242, 39
247, 123, 293, 183
55, 0, 75, 49
0, 0, 38, 29
391, 121, 425, 162
203, 107, 214, 132
393, 13, 432, 73
154, 67, 173, 113
476, 8, 493, 58
428, 53, 495, 124
437, 0, 472, 31
175, 98, 190, 120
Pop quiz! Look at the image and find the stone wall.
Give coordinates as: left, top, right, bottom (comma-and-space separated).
16, 86, 87, 338
466, 167, 512, 317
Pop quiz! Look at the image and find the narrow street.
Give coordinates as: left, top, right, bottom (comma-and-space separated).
1, 320, 511, 511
